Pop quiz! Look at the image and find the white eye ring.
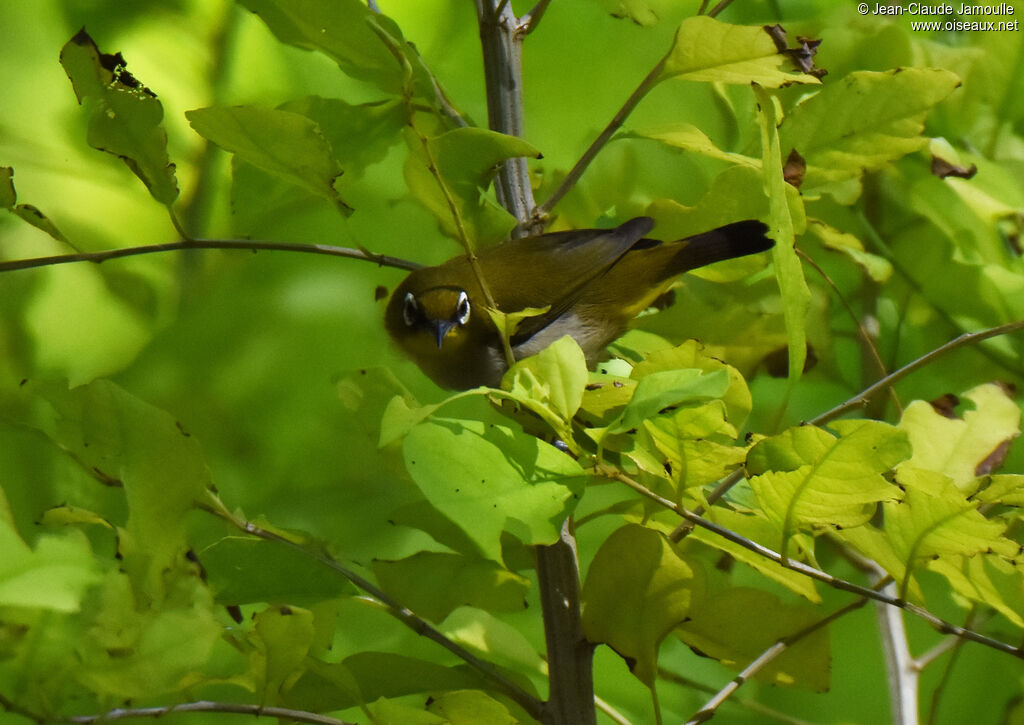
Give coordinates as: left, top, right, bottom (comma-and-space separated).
455, 291, 471, 325
402, 292, 418, 327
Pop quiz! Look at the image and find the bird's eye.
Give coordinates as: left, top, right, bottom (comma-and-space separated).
455, 291, 471, 325
402, 292, 419, 327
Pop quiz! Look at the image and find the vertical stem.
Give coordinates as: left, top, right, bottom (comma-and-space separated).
474, 0, 538, 236
536, 521, 597, 725
473, 3, 595, 723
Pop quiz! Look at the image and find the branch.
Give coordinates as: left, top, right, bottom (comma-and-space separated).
0, 238, 423, 274
475, 0, 537, 233
0, 697, 355, 725
199, 494, 545, 721
533, 55, 666, 222
596, 465, 1024, 661
811, 319, 1024, 426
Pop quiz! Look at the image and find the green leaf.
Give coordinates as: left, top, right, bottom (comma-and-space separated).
581, 524, 705, 687
287, 652, 493, 712
237, 0, 426, 96
695, 508, 821, 602
808, 219, 893, 283
75, 571, 222, 699
404, 127, 541, 243
632, 340, 752, 430
928, 554, 1024, 629
643, 404, 747, 489
779, 68, 961, 191
369, 699, 447, 725
0, 520, 100, 611
373, 552, 530, 622
629, 125, 759, 169
253, 605, 316, 703
201, 536, 355, 605
402, 419, 586, 561
660, 16, 821, 87
501, 335, 588, 443
25, 379, 213, 600
59, 29, 179, 206
755, 84, 810, 385
747, 420, 910, 555
1, 167, 72, 245
427, 689, 520, 724
897, 383, 1021, 490
280, 96, 406, 178
439, 607, 546, 675
605, 367, 730, 436
677, 587, 831, 691
884, 467, 1014, 599
186, 105, 350, 214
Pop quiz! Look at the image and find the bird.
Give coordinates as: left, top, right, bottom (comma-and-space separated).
385, 217, 773, 390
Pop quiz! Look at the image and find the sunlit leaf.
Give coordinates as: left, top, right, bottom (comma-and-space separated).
747, 420, 909, 554
439, 606, 546, 675
756, 83, 810, 385
0, 521, 100, 612
501, 335, 588, 442
403, 418, 586, 561
695, 507, 821, 603
660, 16, 821, 87
427, 689, 520, 724
253, 605, 316, 703
808, 219, 893, 283
606, 367, 729, 435
897, 383, 1020, 490
59, 29, 179, 206
780, 68, 961, 191
581, 524, 705, 686
928, 554, 1024, 629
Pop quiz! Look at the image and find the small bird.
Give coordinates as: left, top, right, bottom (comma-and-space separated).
386, 217, 773, 389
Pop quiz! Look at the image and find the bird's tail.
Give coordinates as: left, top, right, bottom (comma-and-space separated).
669, 220, 774, 273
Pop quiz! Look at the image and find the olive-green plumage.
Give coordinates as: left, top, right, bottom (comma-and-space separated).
386, 217, 772, 390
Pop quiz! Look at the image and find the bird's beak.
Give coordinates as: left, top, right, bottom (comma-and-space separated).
433, 319, 456, 348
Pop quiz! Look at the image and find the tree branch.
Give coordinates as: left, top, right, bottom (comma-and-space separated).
0, 697, 355, 725
811, 319, 1024, 426
475, 0, 538, 235
533, 55, 666, 223
199, 494, 545, 721
0, 238, 422, 274
597, 465, 1024, 661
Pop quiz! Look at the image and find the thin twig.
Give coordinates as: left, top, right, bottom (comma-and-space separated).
706, 0, 737, 17
659, 669, 816, 724
0, 697, 353, 725
797, 247, 900, 415
519, 0, 554, 34
199, 495, 546, 721
596, 465, 1024, 660
534, 55, 666, 222
0, 238, 422, 274
811, 319, 1024, 426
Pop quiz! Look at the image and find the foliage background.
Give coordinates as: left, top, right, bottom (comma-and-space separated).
2, 0, 1024, 723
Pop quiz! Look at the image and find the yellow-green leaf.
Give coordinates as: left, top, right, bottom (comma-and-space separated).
661, 16, 821, 87
581, 524, 705, 686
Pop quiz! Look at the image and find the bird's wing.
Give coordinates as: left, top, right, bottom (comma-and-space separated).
495, 217, 656, 347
